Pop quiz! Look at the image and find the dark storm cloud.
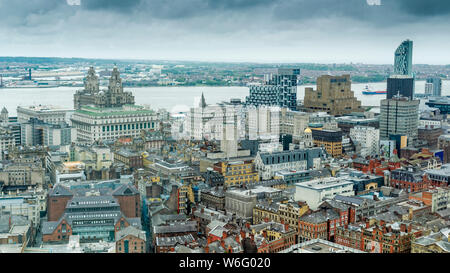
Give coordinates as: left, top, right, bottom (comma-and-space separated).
1, 0, 450, 27
80, 0, 142, 12
1, 0, 450, 64
0, 0, 65, 26
395, 0, 450, 16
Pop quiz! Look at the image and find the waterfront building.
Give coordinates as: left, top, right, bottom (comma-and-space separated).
71, 67, 157, 144
425, 77, 442, 97
387, 40, 414, 100
73, 67, 135, 109
387, 75, 415, 100
303, 74, 363, 116
394, 39, 413, 77
245, 68, 300, 111
426, 97, 450, 115
71, 105, 158, 144
17, 105, 72, 125
379, 96, 419, 145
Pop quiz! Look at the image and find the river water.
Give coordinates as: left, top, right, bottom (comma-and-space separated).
1, 81, 449, 116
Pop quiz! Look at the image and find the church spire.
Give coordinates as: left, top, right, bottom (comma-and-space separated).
200, 92, 207, 108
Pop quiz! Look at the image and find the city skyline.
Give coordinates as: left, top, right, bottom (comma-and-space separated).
1, 0, 450, 64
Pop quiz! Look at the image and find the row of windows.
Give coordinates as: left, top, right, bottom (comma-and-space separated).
102, 122, 154, 132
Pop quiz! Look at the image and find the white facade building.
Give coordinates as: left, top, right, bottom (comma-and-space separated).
17, 105, 73, 125
71, 105, 158, 144
350, 126, 380, 157
294, 177, 354, 210
185, 94, 246, 141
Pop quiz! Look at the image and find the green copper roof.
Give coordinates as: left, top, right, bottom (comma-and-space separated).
75, 104, 155, 117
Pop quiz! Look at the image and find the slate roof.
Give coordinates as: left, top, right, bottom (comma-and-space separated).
156, 234, 195, 247
112, 183, 139, 196
300, 209, 340, 224
115, 226, 146, 241
259, 148, 322, 165
153, 221, 197, 234
48, 184, 73, 197
333, 195, 373, 206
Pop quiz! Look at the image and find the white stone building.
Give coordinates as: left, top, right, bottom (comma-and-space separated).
349, 126, 380, 157
17, 105, 73, 125
294, 177, 354, 210
71, 104, 158, 144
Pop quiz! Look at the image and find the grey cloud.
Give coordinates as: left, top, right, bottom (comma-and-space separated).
80, 0, 142, 12
395, 0, 450, 16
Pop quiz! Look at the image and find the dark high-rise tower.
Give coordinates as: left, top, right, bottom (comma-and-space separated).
387, 40, 414, 100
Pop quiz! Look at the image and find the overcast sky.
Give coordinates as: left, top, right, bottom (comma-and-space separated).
1, 0, 450, 64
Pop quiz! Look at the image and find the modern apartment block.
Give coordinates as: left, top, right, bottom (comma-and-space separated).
393, 39, 413, 77
246, 68, 300, 111
387, 40, 414, 100
425, 77, 442, 97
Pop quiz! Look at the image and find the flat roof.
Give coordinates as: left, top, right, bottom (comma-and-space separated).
295, 177, 353, 190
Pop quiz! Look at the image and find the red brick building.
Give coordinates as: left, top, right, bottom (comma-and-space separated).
335, 220, 419, 253
115, 226, 147, 253
298, 201, 356, 243
390, 167, 427, 193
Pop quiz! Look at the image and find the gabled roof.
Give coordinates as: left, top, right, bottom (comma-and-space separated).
49, 184, 73, 197
115, 226, 146, 241
112, 184, 139, 196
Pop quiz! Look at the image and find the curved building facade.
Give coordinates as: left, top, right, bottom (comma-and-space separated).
394, 39, 413, 77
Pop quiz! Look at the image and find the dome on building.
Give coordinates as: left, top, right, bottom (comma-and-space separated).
304, 127, 312, 133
